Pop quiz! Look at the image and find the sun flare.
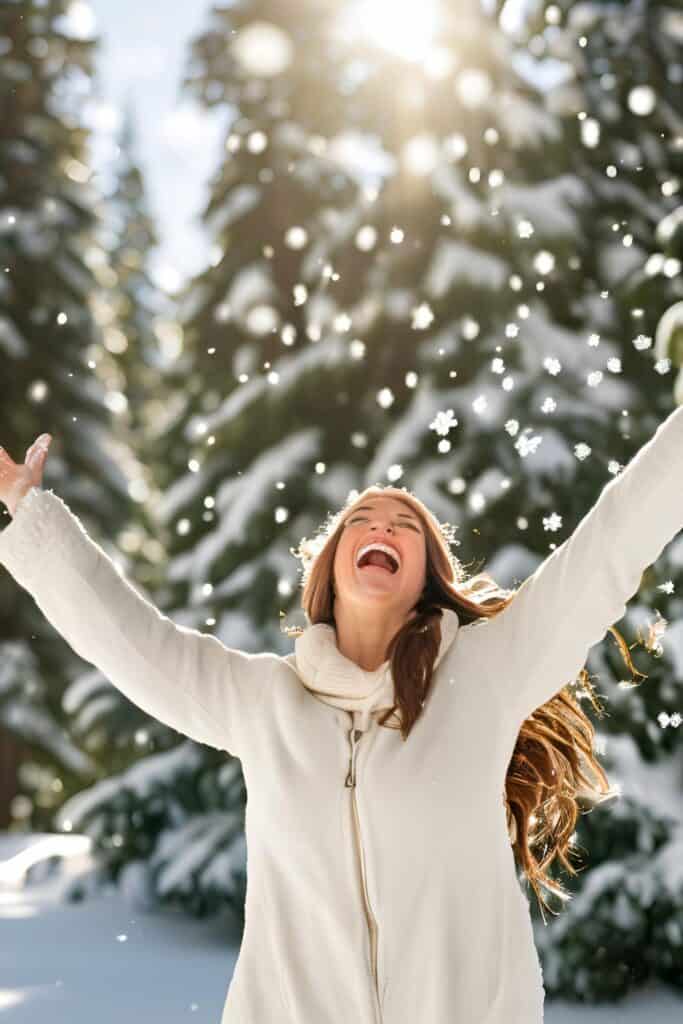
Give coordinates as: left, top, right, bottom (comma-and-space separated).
339, 0, 440, 63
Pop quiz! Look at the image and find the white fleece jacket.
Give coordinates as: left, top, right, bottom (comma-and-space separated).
1, 404, 682, 1024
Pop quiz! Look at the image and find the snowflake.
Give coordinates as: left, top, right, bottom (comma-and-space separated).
411, 302, 434, 330
543, 356, 562, 376
429, 409, 458, 436
515, 432, 542, 457
574, 442, 592, 461
542, 512, 563, 532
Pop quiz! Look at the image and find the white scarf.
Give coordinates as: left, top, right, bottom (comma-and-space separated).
293, 607, 461, 732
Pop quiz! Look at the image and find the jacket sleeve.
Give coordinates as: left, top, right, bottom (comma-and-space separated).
0, 485, 276, 757
474, 404, 683, 730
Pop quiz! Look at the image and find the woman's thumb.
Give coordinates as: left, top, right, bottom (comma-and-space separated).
27, 433, 52, 467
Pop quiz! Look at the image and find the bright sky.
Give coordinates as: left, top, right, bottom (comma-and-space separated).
86, 0, 229, 294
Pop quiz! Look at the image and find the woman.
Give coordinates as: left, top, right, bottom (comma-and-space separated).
1, 407, 682, 1024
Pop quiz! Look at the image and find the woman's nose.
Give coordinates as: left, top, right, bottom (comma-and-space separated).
369, 522, 394, 534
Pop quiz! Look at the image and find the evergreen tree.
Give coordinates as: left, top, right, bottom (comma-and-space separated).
0, 0, 133, 827
505, 0, 683, 1001
48, 97, 222, 911
103, 97, 168, 449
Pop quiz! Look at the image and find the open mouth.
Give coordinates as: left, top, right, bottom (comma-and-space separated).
356, 545, 400, 575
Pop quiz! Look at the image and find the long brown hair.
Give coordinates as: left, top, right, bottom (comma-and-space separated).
285, 483, 626, 918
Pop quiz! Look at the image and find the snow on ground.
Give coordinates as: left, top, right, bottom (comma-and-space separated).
1, 833, 681, 1022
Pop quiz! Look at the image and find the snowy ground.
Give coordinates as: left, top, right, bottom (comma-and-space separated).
2, 833, 681, 1022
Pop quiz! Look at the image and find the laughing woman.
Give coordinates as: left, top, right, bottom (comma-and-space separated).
1, 406, 682, 1024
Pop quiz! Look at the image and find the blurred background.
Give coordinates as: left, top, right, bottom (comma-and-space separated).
1, 0, 682, 1019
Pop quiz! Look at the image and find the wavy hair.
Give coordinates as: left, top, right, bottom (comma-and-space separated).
285, 483, 626, 918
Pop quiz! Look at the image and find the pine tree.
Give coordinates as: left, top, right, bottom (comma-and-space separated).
0, 0, 134, 828
103, 98, 167, 448
506, 0, 683, 1001
48, 97, 228, 912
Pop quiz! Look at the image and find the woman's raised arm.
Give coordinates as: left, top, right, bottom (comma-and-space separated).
0, 476, 277, 758
470, 404, 683, 730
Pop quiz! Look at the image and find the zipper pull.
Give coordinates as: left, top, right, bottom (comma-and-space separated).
345, 727, 363, 787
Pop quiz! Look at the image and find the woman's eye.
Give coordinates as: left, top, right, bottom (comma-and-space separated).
347, 515, 419, 532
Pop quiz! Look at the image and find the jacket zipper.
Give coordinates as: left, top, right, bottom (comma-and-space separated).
345, 721, 383, 1023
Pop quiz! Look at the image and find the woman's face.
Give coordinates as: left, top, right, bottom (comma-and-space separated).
332, 495, 427, 617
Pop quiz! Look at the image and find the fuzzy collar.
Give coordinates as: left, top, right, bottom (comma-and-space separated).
293, 607, 460, 732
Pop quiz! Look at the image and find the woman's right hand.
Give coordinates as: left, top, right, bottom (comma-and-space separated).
0, 433, 53, 517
